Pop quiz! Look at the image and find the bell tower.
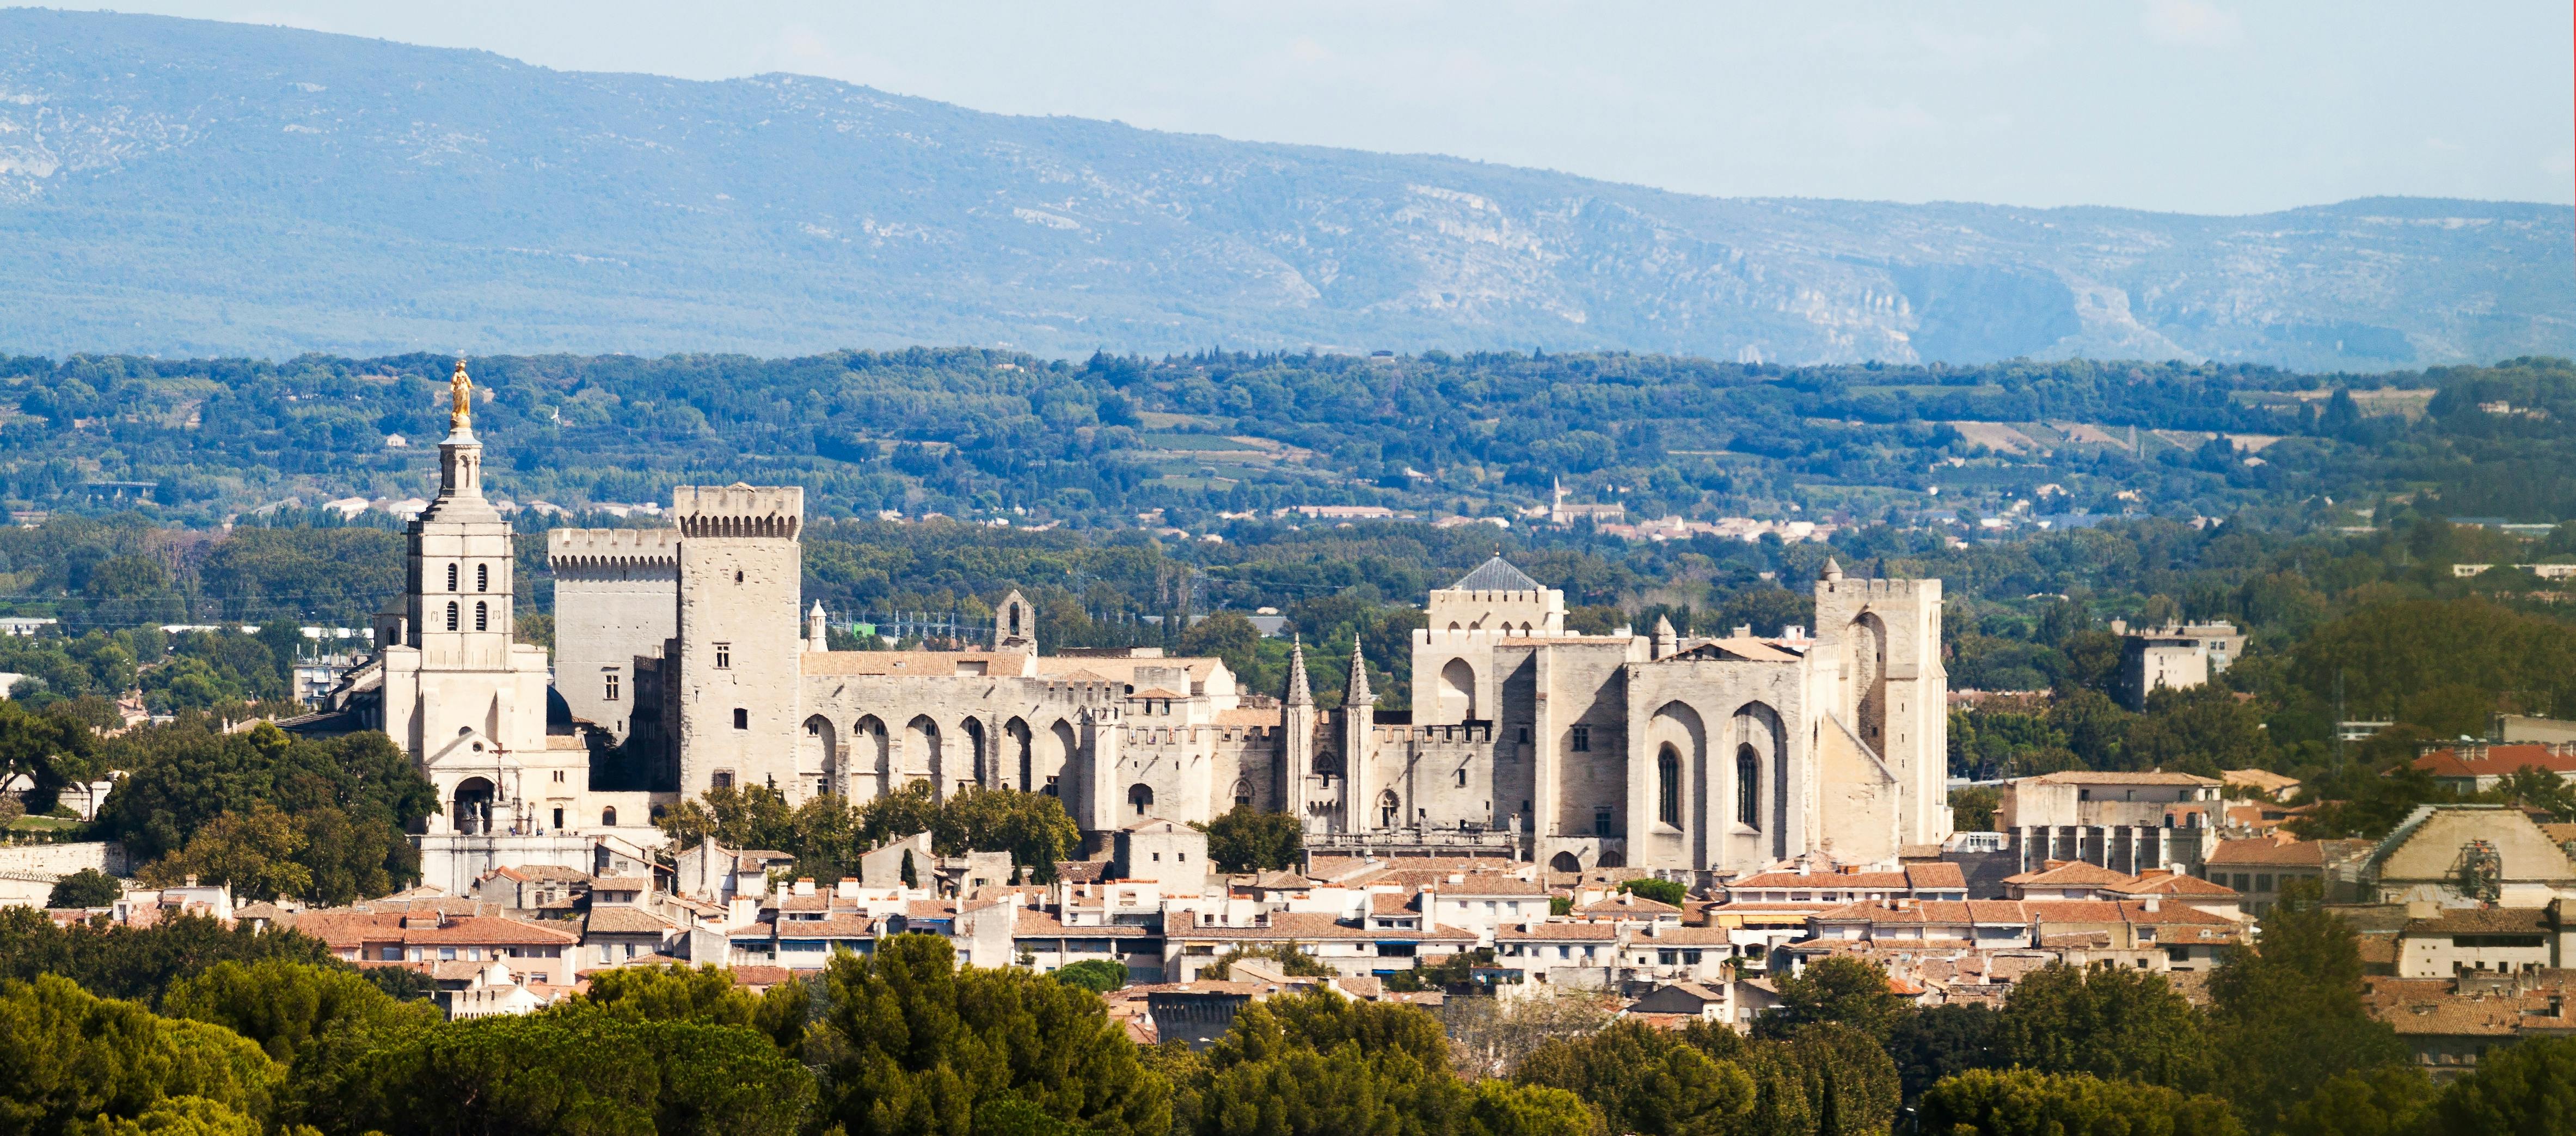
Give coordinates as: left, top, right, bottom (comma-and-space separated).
377, 360, 556, 834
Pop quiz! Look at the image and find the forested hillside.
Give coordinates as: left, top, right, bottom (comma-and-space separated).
3, 351, 2575, 532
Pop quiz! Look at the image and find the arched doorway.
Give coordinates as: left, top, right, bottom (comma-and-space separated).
452, 777, 495, 835
1377, 789, 1401, 829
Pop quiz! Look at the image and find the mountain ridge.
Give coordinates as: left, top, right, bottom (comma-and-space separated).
0, 8, 2568, 368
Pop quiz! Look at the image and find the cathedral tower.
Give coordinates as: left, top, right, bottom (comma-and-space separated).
378, 361, 554, 834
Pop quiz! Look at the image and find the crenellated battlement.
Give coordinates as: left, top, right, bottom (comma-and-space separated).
1818, 577, 1934, 597
673, 484, 804, 539
547, 527, 682, 568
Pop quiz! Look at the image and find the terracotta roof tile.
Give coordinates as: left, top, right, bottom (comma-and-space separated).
2206, 838, 2328, 868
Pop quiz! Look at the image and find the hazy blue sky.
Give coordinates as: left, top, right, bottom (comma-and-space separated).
43, 1, 2576, 213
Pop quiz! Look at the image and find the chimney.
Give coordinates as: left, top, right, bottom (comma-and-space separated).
793, 877, 816, 897
2143, 896, 2160, 914
184, 875, 199, 888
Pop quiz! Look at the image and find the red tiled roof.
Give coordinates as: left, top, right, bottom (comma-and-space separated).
1729, 870, 1911, 890
2108, 872, 2240, 898
2028, 771, 2221, 786
1163, 910, 1475, 943
1496, 921, 1623, 942
2414, 744, 2576, 778
2206, 838, 2328, 868
770, 915, 878, 938
1575, 894, 1681, 917
2002, 862, 2138, 888
2024, 900, 2237, 928
285, 911, 578, 949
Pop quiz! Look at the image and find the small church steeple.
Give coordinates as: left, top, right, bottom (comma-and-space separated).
1344, 642, 1372, 707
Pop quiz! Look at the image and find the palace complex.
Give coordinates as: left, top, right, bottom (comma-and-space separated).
317, 366, 1954, 889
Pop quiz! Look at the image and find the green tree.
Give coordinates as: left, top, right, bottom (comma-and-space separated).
1206, 942, 1338, 980
2495, 765, 2576, 820
2204, 880, 2408, 1129
136, 804, 312, 903
0, 974, 280, 1136
0, 699, 100, 813
1885, 1003, 2002, 1102
1774, 1023, 1901, 1136
1948, 786, 2001, 832
1919, 1068, 2244, 1136
162, 960, 433, 1063
1756, 957, 1906, 1041
78, 1094, 272, 1136
0, 908, 339, 1006
813, 933, 1169, 1136
94, 724, 433, 903
2123, 685, 2272, 776
936, 787, 1081, 882
1200, 805, 1304, 874
584, 964, 809, 1053
2046, 688, 2135, 769
1517, 1018, 1752, 1135
2275, 1065, 2437, 1136
1995, 964, 2210, 1089
1182, 987, 1591, 1136
328, 1005, 814, 1136
1618, 878, 1687, 907
1053, 960, 1129, 994
2290, 598, 2576, 736
46, 868, 121, 909
2420, 1035, 2576, 1135
1177, 611, 1264, 681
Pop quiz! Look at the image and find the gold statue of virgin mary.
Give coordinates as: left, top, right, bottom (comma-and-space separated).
449, 358, 473, 431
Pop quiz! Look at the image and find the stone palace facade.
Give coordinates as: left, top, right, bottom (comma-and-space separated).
324, 370, 1954, 888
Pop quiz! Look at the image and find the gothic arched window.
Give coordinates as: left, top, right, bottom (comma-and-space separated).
1737, 744, 1761, 828
445, 601, 459, 631
476, 563, 488, 592
1658, 744, 1681, 826
474, 601, 488, 632
445, 563, 458, 591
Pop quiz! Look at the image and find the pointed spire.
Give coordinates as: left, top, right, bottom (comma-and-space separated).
1345, 640, 1372, 707
1285, 636, 1312, 706
1654, 613, 1676, 637
1820, 557, 1845, 582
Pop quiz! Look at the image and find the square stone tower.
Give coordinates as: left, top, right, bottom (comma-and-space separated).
1811, 559, 1952, 847
671, 484, 805, 798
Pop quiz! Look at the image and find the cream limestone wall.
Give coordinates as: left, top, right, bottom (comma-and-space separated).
548, 528, 680, 741
673, 485, 805, 799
